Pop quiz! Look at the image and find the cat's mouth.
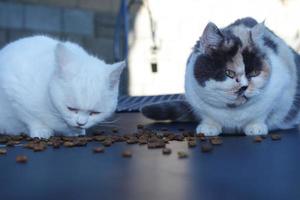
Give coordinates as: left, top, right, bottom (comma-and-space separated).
227, 95, 248, 108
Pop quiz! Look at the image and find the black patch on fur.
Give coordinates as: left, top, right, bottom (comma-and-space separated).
284, 52, 300, 122
263, 36, 278, 54
242, 47, 265, 77
228, 17, 258, 28
141, 101, 197, 121
194, 32, 242, 86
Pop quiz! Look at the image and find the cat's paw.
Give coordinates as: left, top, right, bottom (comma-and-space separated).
72, 129, 86, 136
30, 128, 53, 139
196, 122, 222, 136
244, 123, 268, 136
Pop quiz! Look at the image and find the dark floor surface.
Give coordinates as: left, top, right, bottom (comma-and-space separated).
1, 113, 300, 200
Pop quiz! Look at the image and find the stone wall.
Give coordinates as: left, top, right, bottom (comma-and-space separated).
0, 0, 120, 63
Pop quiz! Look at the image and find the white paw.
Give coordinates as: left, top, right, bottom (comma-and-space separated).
73, 129, 86, 136
30, 128, 53, 139
196, 123, 221, 136
244, 123, 268, 136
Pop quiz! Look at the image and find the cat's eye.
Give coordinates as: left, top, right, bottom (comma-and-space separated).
225, 69, 236, 78
248, 70, 261, 78
67, 106, 79, 113
90, 111, 101, 116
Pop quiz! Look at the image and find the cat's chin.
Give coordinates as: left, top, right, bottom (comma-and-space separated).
227, 95, 248, 108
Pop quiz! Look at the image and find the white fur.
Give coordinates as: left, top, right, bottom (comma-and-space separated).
185, 24, 297, 136
0, 35, 125, 138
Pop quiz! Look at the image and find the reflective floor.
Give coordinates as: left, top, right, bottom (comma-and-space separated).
1, 113, 299, 200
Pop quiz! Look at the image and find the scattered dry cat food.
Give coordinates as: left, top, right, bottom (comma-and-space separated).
188, 140, 197, 148
93, 135, 106, 142
16, 155, 28, 163
0, 148, 7, 155
33, 143, 47, 152
63, 141, 75, 147
122, 150, 132, 158
137, 138, 147, 145
93, 146, 105, 153
126, 137, 138, 144
162, 148, 172, 155
201, 143, 213, 153
271, 134, 281, 141
102, 139, 112, 147
6, 140, 20, 147
197, 133, 206, 141
254, 136, 263, 143
177, 151, 188, 158
210, 137, 223, 145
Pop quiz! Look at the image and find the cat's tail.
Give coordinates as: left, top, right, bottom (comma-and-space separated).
141, 100, 197, 122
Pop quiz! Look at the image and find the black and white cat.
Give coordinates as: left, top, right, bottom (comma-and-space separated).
142, 17, 300, 136
0, 36, 125, 138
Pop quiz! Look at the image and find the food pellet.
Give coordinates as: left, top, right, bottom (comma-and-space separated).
122, 150, 132, 158
16, 155, 28, 163
102, 140, 112, 147
271, 134, 281, 141
177, 151, 188, 158
254, 136, 263, 143
93, 147, 105, 153
210, 137, 223, 145
162, 148, 172, 155
201, 143, 213, 153
63, 141, 75, 147
188, 140, 197, 148
0, 148, 7, 155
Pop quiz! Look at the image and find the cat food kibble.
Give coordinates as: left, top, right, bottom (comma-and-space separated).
93, 147, 105, 153
16, 155, 28, 163
0, 148, 7, 155
64, 141, 75, 147
254, 136, 263, 143
210, 137, 223, 145
122, 150, 132, 158
177, 151, 188, 158
102, 139, 112, 147
188, 140, 197, 148
271, 134, 281, 141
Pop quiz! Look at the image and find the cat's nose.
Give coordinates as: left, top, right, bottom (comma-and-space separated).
77, 122, 86, 126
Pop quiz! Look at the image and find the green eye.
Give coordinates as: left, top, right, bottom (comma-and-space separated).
248, 70, 261, 77
225, 69, 236, 78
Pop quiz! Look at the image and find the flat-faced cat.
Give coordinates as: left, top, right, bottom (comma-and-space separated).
142, 17, 300, 136
0, 35, 125, 138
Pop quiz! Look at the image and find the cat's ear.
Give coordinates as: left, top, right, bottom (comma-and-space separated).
251, 21, 265, 41
55, 43, 74, 76
200, 22, 223, 52
109, 61, 126, 89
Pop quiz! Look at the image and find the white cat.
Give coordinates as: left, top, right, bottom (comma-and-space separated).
0, 35, 125, 138
142, 17, 300, 136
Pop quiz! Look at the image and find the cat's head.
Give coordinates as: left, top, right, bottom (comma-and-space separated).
49, 43, 125, 130
192, 18, 270, 108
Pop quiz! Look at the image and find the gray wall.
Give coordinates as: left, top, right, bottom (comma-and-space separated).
0, 0, 119, 63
